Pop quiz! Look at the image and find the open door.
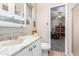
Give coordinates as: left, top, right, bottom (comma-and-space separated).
50, 5, 65, 55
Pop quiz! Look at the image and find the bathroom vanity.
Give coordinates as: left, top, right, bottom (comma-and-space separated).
0, 36, 41, 56
13, 36, 41, 56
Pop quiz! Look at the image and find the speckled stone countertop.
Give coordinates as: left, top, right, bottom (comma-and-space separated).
0, 35, 41, 56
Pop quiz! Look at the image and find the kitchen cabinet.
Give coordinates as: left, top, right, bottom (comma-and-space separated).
14, 39, 41, 56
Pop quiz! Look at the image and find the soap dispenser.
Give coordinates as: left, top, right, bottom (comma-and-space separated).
32, 21, 37, 36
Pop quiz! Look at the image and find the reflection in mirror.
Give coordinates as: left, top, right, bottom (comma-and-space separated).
2, 3, 8, 11
15, 3, 24, 18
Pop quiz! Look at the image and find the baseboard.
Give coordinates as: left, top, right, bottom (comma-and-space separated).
66, 52, 73, 56
69, 52, 73, 56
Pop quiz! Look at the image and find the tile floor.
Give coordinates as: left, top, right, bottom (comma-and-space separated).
51, 37, 65, 52
48, 50, 65, 56
49, 37, 65, 56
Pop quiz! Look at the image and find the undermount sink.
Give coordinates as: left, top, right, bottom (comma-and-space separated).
0, 35, 37, 46
21, 35, 38, 39
0, 38, 23, 46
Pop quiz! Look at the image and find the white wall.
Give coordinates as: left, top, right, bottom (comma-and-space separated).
67, 3, 77, 55
36, 3, 65, 43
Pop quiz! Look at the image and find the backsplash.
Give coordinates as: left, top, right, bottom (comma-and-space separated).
0, 27, 27, 41
0, 32, 27, 41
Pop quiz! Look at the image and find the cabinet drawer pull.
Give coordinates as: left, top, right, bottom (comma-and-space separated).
29, 48, 33, 52
33, 45, 36, 48
30, 48, 32, 51
29, 48, 31, 51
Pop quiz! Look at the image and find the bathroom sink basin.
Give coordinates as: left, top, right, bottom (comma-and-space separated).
20, 35, 38, 40
0, 39, 23, 46
0, 35, 38, 46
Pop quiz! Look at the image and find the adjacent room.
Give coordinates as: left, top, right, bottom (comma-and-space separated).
50, 5, 65, 56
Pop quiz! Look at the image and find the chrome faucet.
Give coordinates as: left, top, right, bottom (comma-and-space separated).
7, 36, 12, 40
15, 33, 22, 39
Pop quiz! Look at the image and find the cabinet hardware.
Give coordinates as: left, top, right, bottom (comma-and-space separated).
30, 48, 32, 51
33, 45, 36, 48
29, 48, 33, 52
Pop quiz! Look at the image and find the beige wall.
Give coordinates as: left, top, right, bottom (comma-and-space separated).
67, 3, 77, 55
36, 3, 64, 43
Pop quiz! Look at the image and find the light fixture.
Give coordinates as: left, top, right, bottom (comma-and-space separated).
57, 12, 64, 18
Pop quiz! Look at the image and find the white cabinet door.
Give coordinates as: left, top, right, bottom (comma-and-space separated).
32, 42, 37, 56
33, 40, 41, 56
28, 44, 33, 56
36, 40, 41, 56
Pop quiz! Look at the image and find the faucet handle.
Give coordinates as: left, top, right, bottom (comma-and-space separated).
16, 33, 22, 39
7, 36, 12, 40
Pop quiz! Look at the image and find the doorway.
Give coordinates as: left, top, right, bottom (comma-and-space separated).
49, 5, 65, 56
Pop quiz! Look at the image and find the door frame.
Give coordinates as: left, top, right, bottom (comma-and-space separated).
48, 4, 67, 55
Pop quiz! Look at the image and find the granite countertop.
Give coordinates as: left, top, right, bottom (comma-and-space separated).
0, 35, 41, 56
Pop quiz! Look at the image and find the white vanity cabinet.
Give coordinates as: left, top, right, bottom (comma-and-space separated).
14, 39, 41, 56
